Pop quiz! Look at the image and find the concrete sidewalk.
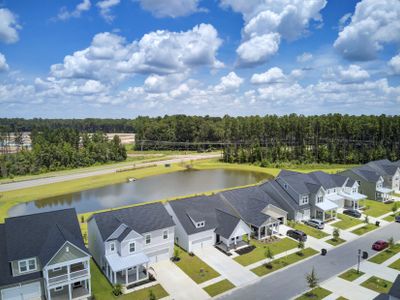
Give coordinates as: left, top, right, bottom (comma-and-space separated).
321, 277, 378, 300
194, 247, 258, 287
152, 260, 209, 300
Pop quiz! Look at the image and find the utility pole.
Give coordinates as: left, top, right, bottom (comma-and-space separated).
357, 249, 361, 273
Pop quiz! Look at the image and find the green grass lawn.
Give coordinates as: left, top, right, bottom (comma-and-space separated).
90, 260, 168, 300
174, 246, 220, 284
361, 276, 393, 294
369, 244, 400, 264
351, 224, 377, 235
338, 269, 365, 282
326, 238, 346, 246
332, 214, 363, 230
389, 258, 400, 271
362, 200, 395, 217
251, 248, 318, 277
287, 221, 329, 239
384, 214, 398, 222
295, 287, 332, 300
234, 237, 298, 266
203, 279, 235, 297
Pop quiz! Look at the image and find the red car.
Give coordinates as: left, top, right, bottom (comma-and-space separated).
372, 240, 389, 251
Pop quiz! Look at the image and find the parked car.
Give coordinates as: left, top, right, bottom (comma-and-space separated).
343, 209, 362, 218
287, 229, 307, 241
372, 240, 389, 251
304, 219, 324, 229
395, 215, 400, 223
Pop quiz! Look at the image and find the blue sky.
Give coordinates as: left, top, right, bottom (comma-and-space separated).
0, 0, 399, 118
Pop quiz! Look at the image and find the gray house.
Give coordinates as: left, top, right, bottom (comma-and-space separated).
260, 170, 366, 222
340, 165, 393, 201
165, 195, 251, 252
0, 209, 91, 300
219, 186, 287, 240
366, 159, 400, 193
87, 203, 175, 287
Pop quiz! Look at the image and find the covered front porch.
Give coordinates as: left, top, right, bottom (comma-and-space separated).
251, 219, 280, 240
49, 281, 90, 300
339, 192, 367, 209
105, 252, 149, 286
315, 200, 338, 221
376, 187, 393, 202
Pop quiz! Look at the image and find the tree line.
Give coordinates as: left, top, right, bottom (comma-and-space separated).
0, 128, 127, 178
0, 118, 134, 133
133, 114, 400, 164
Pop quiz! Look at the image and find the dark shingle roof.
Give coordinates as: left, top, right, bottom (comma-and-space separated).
220, 186, 280, 227
215, 210, 240, 239
389, 275, 400, 298
352, 166, 382, 182
0, 208, 87, 286
168, 194, 237, 235
92, 202, 175, 241
367, 159, 400, 176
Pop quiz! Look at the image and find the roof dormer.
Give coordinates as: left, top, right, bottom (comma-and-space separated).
186, 210, 206, 229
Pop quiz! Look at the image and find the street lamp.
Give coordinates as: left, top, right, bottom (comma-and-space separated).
357, 249, 361, 273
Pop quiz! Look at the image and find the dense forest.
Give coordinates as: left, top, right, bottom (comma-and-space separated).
0, 118, 134, 132
133, 114, 400, 164
0, 129, 127, 178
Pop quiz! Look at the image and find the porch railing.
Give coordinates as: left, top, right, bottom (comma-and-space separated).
47, 268, 89, 286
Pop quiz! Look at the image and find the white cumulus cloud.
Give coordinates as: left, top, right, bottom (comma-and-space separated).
56, 0, 91, 20
97, 0, 120, 22
251, 67, 286, 84
334, 0, 400, 61
297, 52, 313, 63
0, 8, 21, 44
136, 0, 203, 18
388, 54, 400, 75
221, 0, 327, 66
214, 72, 244, 93
0, 53, 9, 72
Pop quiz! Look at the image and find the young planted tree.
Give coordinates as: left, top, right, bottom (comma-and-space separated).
388, 237, 395, 250
332, 228, 340, 241
264, 247, 274, 268
297, 240, 305, 255
364, 215, 369, 224
306, 268, 319, 296
392, 202, 398, 215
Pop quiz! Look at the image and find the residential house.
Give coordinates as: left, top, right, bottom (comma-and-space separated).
340, 164, 393, 201
219, 186, 287, 240
87, 203, 175, 287
366, 159, 400, 193
260, 170, 366, 222
0, 209, 91, 300
165, 195, 251, 252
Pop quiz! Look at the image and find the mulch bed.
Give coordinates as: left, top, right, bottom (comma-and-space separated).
235, 245, 256, 255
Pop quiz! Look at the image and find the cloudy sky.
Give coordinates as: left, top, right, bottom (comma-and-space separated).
0, 0, 399, 118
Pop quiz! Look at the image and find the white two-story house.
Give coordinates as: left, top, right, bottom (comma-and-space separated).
0, 209, 91, 300
87, 203, 175, 287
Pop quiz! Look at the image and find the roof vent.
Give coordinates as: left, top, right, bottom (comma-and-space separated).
66, 246, 70, 253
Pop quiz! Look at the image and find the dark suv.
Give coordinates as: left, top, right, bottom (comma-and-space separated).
343, 209, 362, 218
287, 229, 307, 242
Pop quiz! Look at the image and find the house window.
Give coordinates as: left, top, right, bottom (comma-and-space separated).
145, 234, 151, 245
129, 242, 136, 253
163, 230, 168, 240
109, 242, 115, 252
317, 196, 323, 203
284, 183, 288, 190
333, 188, 336, 193
18, 258, 37, 273
352, 187, 357, 193
301, 196, 309, 205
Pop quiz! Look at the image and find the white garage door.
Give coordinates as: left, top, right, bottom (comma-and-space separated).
147, 248, 170, 264
1, 282, 41, 300
190, 235, 213, 251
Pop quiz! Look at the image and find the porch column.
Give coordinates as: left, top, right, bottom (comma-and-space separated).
136, 266, 139, 282
88, 278, 91, 295
47, 287, 52, 300
323, 211, 325, 221
146, 263, 149, 279
113, 271, 116, 284
68, 284, 72, 300
125, 268, 128, 285
258, 227, 261, 240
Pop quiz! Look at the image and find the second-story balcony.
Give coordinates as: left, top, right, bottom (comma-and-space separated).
47, 262, 90, 287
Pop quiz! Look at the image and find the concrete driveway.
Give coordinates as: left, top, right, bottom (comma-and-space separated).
151, 260, 209, 300
219, 222, 400, 300
193, 246, 258, 287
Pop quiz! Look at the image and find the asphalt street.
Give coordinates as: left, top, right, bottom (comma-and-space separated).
220, 222, 400, 300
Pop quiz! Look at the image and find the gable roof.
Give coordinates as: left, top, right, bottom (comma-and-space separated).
367, 159, 400, 177
168, 194, 237, 235
92, 202, 175, 241
0, 208, 87, 286
220, 186, 281, 227
214, 209, 241, 239
351, 165, 382, 182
